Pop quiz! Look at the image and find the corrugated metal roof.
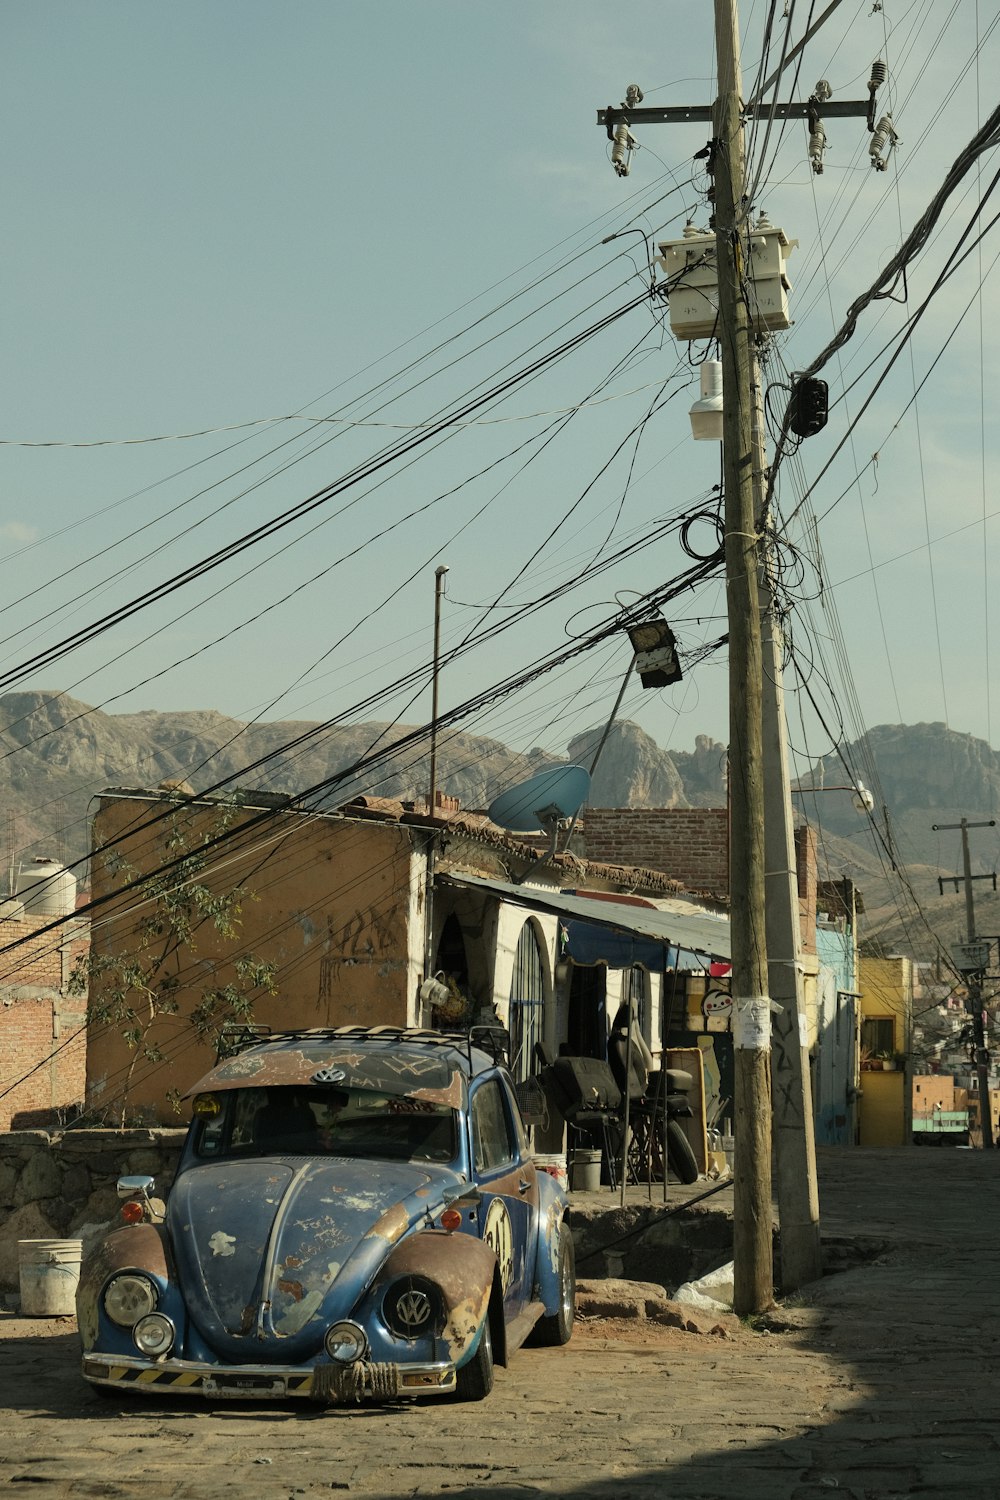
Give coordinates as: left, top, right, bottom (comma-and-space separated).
438, 872, 730, 963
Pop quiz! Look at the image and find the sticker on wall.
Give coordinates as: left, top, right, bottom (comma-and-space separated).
482, 1198, 515, 1293
702, 989, 732, 1020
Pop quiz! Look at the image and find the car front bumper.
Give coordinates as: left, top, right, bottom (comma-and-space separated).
81, 1352, 456, 1402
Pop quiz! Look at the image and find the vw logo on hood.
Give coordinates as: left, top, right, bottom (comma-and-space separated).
311, 1065, 346, 1084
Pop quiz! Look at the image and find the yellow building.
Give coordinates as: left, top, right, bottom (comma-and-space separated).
857, 954, 913, 1146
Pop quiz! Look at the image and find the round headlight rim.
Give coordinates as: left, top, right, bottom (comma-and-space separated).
132, 1312, 176, 1358
103, 1272, 159, 1329
324, 1319, 368, 1364
382, 1275, 446, 1341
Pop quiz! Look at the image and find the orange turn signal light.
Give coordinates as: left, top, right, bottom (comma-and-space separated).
440, 1208, 462, 1232
121, 1200, 144, 1225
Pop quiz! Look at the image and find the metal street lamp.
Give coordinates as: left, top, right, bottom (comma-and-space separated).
791, 781, 874, 815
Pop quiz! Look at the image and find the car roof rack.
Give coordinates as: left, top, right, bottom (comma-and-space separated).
216, 1022, 272, 1060
213, 1022, 510, 1078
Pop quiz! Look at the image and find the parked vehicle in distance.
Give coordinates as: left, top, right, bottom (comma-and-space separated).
77, 1025, 574, 1405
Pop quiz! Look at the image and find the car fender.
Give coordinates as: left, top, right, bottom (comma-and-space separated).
532, 1168, 569, 1316
374, 1229, 506, 1367
76, 1222, 175, 1351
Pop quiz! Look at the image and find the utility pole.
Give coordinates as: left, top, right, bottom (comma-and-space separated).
934, 817, 997, 1149
753, 373, 822, 1290
595, 0, 877, 1311
713, 0, 773, 1315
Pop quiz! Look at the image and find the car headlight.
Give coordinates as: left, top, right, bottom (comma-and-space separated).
133, 1313, 175, 1358
382, 1277, 445, 1340
324, 1321, 368, 1363
104, 1273, 158, 1328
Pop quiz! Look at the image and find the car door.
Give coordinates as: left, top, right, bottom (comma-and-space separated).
469, 1075, 539, 1321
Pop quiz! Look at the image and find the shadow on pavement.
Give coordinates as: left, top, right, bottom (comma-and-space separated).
4, 1149, 1000, 1497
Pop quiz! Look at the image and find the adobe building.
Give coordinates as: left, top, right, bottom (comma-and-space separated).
84, 788, 731, 1125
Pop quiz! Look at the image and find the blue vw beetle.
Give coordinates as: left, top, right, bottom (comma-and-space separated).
78, 1026, 575, 1404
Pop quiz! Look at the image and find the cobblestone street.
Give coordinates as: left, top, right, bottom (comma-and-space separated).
3, 1146, 1000, 1499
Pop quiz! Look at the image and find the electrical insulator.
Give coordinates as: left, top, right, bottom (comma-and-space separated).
789, 377, 828, 438
808, 122, 827, 174
867, 58, 887, 130
611, 121, 636, 177
869, 114, 900, 171
807, 84, 830, 174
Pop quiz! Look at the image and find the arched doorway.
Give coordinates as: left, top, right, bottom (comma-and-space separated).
508, 921, 546, 1082
430, 912, 471, 1029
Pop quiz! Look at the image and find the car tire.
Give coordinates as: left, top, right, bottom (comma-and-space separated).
530, 1230, 575, 1346
455, 1311, 494, 1401
667, 1119, 700, 1184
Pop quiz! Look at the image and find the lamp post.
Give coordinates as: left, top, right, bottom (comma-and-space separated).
791, 781, 875, 814
423, 564, 449, 1008
428, 564, 449, 819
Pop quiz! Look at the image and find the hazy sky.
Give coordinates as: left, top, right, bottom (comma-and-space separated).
4, 2, 998, 804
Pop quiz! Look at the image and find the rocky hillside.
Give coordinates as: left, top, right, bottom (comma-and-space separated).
0, 697, 695, 875
1, 692, 996, 960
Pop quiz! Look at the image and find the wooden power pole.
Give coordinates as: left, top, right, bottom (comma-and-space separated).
595, 0, 875, 1310
934, 817, 997, 1149
713, 0, 773, 1315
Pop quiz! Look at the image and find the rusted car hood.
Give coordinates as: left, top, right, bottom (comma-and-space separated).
168, 1156, 457, 1360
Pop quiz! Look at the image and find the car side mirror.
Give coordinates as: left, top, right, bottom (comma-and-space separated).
117, 1173, 156, 1200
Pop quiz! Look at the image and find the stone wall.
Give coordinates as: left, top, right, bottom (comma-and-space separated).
567, 1196, 737, 1291
0, 1128, 186, 1293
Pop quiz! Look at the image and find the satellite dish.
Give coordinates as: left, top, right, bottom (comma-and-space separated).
488, 765, 591, 834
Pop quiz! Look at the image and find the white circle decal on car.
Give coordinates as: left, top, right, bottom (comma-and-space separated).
483, 1198, 515, 1292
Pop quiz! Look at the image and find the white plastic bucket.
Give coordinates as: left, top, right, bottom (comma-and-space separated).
570, 1148, 603, 1193
18, 1239, 82, 1317
534, 1153, 568, 1192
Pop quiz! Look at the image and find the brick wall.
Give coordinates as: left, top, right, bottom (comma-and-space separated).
795, 825, 818, 958
0, 914, 90, 1132
580, 809, 729, 897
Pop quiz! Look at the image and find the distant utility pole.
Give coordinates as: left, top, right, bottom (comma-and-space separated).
933, 817, 998, 1149
424, 564, 449, 991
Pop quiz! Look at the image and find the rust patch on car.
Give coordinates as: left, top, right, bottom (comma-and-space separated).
76, 1223, 173, 1352
367, 1202, 409, 1246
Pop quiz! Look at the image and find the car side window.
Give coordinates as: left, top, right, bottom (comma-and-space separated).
501, 1076, 530, 1158
472, 1080, 516, 1174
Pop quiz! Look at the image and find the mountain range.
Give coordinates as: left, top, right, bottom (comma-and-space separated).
3, 691, 998, 961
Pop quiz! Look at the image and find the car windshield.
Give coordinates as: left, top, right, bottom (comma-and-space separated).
193, 1084, 459, 1165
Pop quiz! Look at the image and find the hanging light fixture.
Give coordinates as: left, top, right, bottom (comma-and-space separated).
625, 616, 683, 688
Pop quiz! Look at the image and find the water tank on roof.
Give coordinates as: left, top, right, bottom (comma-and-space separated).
17, 857, 77, 917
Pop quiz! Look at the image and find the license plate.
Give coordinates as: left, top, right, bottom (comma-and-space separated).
203, 1375, 287, 1399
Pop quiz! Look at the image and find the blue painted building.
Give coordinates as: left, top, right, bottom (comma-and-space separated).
813, 921, 860, 1146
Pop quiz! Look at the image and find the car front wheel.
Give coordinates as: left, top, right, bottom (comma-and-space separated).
455, 1312, 494, 1401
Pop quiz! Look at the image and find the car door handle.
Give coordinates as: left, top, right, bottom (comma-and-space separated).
518, 1178, 531, 1195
